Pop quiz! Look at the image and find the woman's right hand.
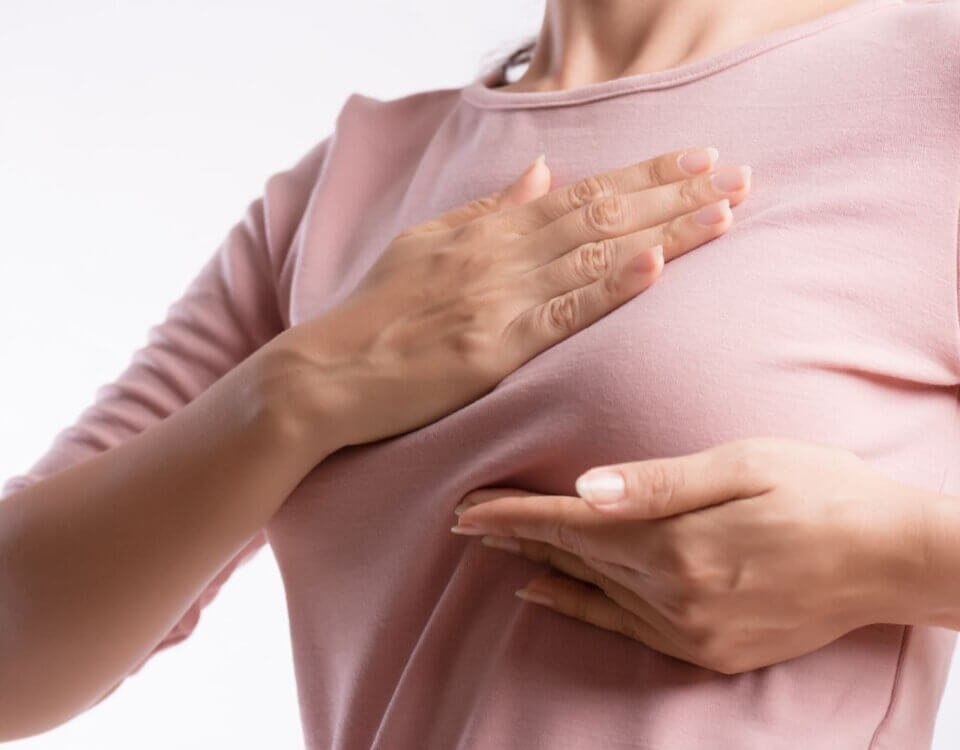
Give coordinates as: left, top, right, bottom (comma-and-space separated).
261, 146, 751, 452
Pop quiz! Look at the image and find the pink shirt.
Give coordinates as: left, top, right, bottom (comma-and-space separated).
5, 0, 960, 746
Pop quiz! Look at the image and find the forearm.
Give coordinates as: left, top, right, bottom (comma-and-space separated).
0, 346, 339, 740
913, 490, 960, 632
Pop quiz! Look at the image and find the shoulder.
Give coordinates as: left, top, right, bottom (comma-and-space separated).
848, 1, 960, 143
333, 85, 465, 158
895, 0, 960, 29
876, 0, 960, 64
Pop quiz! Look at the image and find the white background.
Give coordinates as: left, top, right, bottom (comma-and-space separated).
1, 1, 957, 747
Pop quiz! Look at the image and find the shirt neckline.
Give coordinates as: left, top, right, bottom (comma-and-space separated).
460, 0, 904, 110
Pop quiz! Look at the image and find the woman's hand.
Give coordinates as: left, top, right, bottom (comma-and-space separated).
260, 147, 751, 451
451, 437, 934, 675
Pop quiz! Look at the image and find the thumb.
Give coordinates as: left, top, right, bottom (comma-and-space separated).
498, 153, 551, 210
402, 154, 551, 234
573, 447, 773, 518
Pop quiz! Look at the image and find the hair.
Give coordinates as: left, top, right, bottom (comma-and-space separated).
500, 39, 537, 82
477, 35, 538, 86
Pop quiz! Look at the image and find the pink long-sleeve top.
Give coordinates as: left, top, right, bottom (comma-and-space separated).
5, 0, 960, 746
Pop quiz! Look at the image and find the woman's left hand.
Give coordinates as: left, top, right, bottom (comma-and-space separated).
452, 437, 934, 674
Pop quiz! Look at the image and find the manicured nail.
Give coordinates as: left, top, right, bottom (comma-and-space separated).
450, 524, 486, 536
515, 588, 554, 606
481, 535, 523, 553
575, 470, 626, 504
693, 198, 731, 226
677, 146, 719, 175
453, 502, 471, 516
710, 165, 751, 193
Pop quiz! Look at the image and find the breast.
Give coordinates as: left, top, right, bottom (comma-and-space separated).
265, 168, 957, 747
270, 136, 960, 614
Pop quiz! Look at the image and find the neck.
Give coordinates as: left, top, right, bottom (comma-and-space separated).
504, 0, 867, 92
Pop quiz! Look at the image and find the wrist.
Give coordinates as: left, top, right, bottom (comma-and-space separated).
246, 327, 360, 467
843, 477, 950, 629
911, 490, 960, 630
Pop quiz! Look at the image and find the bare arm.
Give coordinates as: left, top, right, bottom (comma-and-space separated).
0, 141, 741, 739
0, 131, 336, 739
0, 345, 335, 739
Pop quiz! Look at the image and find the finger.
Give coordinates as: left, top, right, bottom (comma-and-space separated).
502, 242, 664, 362
480, 534, 608, 587
492, 145, 720, 235
573, 442, 777, 518
481, 534, 666, 613
518, 194, 736, 314
454, 486, 538, 516
515, 161, 749, 270
480, 535, 646, 595
518, 157, 744, 272
454, 493, 629, 563
516, 575, 697, 665
507, 196, 735, 335
507, 547, 693, 651
400, 154, 550, 235
521, 231, 663, 305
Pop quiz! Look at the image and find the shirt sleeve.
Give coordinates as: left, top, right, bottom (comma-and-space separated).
0, 134, 331, 703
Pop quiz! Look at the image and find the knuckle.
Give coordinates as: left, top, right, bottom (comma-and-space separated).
443, 307, 500, 362
652, 518, 704, 581
584, 195, 625, 233
657, 217, 683, 254
676, 177, 701, 208
647, 156, 672, 186
569, 174, 615, 209
450, 216, 491, 244
572, 240, 613, 281
446, 324, 491, 358
425, 249, 452, 273
543, 293, 581, 334
640, 462, 684, 517
665, 542, 704, 586
724, 440, 770, 486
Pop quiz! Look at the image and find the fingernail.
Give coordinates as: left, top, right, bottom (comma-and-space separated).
481, 535, 523, 553
450, 524, 486, 536
516, 588, 554, 606
522, 153, 546, 176
453, 501, 471, 516
677, 146, 718, 175
693, 198, 731, 226
575, 470, 626, 504
710, 165, 751, 193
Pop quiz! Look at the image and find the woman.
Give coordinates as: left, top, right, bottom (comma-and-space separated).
2, 0, 958, 748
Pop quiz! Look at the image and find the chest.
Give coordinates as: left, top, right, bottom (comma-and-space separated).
274, 86, 960, 529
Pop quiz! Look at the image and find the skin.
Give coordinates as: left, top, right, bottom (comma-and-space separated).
447, 0, 960, 677
0, 146, 751, 739
501, 0, 870, 94
452, 438, 946, 675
